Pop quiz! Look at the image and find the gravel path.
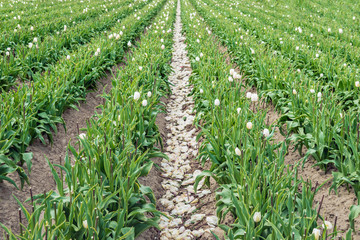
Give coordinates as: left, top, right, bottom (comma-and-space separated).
157, 1, 220, 239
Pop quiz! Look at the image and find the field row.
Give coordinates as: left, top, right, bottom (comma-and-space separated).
1, 0, 176, 238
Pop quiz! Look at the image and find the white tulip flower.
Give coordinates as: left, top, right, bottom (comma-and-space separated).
246, 122, 253, 130
199, 89, 204, 94
328, 28, 331, 33
235, 147, 241, 156
310, 89, 315, 93
5, 52, 10, 56
251, 93, 258, 102
339, 28, 343, 34
214, 99, 220, 106
139, 66, 143, 71
246, 92, 252, 99
147, 91, 152, 98
33, 37, 38, 43
127, 41, 132, 47
161, 45, 165, 50
195, 56, 200, 61
322, 221, 333, 230
312, 228, 320, 240
263, 128, 270, 137
28, 42, 33, 48
134, 91, 140, 101
230, 69, 235, 76
30, 26, 34, 31
237, 108, 241, 114
66, 55, 70, 60
83, 220, 88, 229
355, 81, 360, 87
228, 76, 233, 82
79, 133, 86, 140
253, 212, 261, 222
293, 89, 297, 95
142, 99, 147, 107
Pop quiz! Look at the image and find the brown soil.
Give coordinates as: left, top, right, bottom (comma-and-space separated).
0, 70, 113, 235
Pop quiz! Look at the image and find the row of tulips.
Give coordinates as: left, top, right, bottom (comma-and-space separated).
0, 0, 176, 238
0, 0, 167, 189
190, 0, 360, 229
0, 0, 139, 90
180, 0, 348, 239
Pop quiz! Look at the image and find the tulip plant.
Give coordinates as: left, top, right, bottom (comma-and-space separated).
1, 0, 176, 238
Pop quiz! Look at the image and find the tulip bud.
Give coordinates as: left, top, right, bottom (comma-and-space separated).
251, 93, 258, 102
312, 228, 320, 240
134, 91, 140, 101
263, 128, 270, 137
253, 212, 261, 222
79, 133, 86, 140
83, 220, 88, 229
235, 147, 241, 156
230, 69, 235, 76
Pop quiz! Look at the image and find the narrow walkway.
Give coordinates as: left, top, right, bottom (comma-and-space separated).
158, 1, 219, 239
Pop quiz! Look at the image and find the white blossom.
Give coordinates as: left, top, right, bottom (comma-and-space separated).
134, 91, 140, 101
253, 212, 261, 222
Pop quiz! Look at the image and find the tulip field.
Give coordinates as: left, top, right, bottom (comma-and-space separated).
1, 0, 360, 239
